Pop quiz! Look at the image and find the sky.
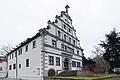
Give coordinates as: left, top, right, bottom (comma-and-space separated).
0, 0, 120, 57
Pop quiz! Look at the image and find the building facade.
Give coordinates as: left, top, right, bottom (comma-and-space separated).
7, 5, 83, 80
0, 56, 7, 78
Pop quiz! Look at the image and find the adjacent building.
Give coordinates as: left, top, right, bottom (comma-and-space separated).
0, 56, 7, 78
7, 5, 83, 80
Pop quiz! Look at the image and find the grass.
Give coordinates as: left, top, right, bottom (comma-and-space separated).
53, 74, 120, 80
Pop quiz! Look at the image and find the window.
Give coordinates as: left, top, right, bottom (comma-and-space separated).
69, 37, 71, 43
77, 50, 79, 55
64, 45, 67, 51
33, 41, 36, 48
10, 54, 11, 59
64, 34, 66, 40
13, 64, 16, 69
64, 25, 66, 30
77, 62, 81, 67
56, 57, 60, 66
15, 51, 17, 57
69, 28, 71, 33
49, 56, 54, 65
73, 40, 75, 45
18, 48, 22, 55
9, 65, 11, 70
52, 40, 56, 47
72, 61, 76, 67
26, 59, 29, 67
19, 64, 21, 68
0, 67, 2, 71
58, 30, 61, 37
12, 53, 14, 58
25, 45, 28, 52
61, 44, 64, 50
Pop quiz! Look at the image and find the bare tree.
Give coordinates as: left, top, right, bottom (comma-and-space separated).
0, 43, 13, 55
92, 46, 110, 73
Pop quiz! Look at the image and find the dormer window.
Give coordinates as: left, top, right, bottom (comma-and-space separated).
61, 14, 63, 17
55, 19, 58, 23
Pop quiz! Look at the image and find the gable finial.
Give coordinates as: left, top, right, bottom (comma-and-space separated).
65, 5, 70, 14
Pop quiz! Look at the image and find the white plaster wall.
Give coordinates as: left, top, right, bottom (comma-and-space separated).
8, 36, 42, 79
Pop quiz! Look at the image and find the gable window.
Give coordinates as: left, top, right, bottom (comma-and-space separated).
18, 48, 22, 55
61, 44, 64, 50
64, 34, 66, 40
64, 25, 66, 30
52, 40, 56, 47
58, 30, 61, 38
13, 64, 16, 69
56, 57, 60, 66
0, 67, 2, 71
33, 41, 36, 48
25, 45, 28, 52
49, 56, 54, 65
9, 65, 11, 70
77, 50, 79, 55
72, 61, 76, 67
26, 59, 29, 67
69, 37, 71, 43
69, 28, 71, 33
77, 62, 81, 67
73, 40, 75, 45
19, 64, 21, 68
64, 45, 67, 51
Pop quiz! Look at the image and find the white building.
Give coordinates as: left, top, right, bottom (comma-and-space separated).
7, 5, 83, 80
0, 56, 7, 78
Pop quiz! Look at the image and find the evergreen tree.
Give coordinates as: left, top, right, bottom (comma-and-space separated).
100, 28, 120, 70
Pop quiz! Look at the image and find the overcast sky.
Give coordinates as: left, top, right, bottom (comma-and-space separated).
0, 0, 120, 57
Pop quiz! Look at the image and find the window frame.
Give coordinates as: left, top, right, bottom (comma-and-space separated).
49, 56, 54, 65
56, 57, 60, 66
33, 41, 36, 48
26, 59, 29, 67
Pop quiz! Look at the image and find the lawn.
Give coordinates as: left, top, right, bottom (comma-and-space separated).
52, 74, 120, 80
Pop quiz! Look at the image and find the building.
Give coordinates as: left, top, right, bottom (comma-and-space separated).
0, 56, 7, 78
7, 5, 83, 80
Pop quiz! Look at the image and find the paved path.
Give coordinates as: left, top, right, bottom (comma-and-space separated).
0, 78, 23, 80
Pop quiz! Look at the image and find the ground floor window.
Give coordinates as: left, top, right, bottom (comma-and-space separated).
72, 61, 76, 67
9, 65, 11, 70
49, 56, 54, 65
13, 64, 16, 69
77, 62, 81, 67
56, 57, 60, 66
0, 67, 2, 71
